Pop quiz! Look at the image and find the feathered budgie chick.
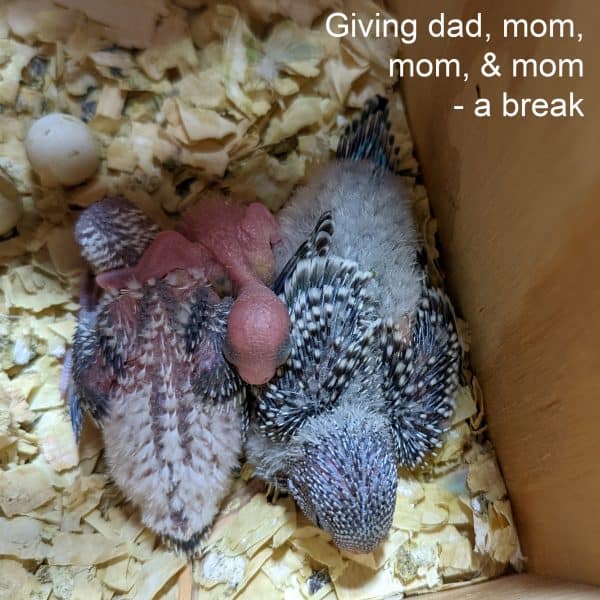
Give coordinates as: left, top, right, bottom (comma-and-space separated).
89, 194, 292, 386
247, 97, 461, 554
273, 95, 423, 324
70, 197, 246, 555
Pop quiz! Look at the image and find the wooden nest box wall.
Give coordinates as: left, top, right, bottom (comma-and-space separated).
390, 0, 600, 596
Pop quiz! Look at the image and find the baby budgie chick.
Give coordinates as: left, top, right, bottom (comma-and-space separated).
177, 194, 291, 385
248, 224, 398, 552
70, 197, 246, 555
274, 95, 423, 324
247, 97, 461, 553
92, 194, 292, 386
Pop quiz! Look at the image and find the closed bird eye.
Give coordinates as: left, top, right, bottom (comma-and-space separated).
222, 337, 238, 365
275, 337, 292, 366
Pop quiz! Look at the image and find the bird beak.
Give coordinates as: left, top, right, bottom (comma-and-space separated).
238, 367, 274, 386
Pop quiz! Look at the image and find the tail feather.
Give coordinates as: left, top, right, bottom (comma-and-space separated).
161, 521, 212, 558
336, 95, 399, 173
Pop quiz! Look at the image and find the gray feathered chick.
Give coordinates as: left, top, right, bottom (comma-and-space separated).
274, 96, 423, 323
248, 236, 398, 553
248, 97, 461, 553
70, 197, 245, 555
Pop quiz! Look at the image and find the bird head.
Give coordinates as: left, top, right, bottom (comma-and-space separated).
223, 282, 291, 385
286, 405, 398, 554
74, 196, 158, 273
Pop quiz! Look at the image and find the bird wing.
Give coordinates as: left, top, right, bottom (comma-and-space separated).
254, 255, 380, 442
70, 289, 140, 440
183, 287, 246, 410
69, 309, 107, 441
272, 211, 334, 295
336, 95, 400, 173
380, 285, 461, 468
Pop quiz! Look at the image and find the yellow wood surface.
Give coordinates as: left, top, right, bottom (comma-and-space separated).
419, 575, 600, 599
389, 0, 600, 586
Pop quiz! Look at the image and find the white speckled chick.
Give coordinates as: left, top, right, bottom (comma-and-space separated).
71, 199, 246, 555
248, 98, 462, 554
274, 97, 422, 323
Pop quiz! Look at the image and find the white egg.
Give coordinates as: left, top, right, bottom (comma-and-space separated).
0, 177, 23, 236
25, 113, 100, 187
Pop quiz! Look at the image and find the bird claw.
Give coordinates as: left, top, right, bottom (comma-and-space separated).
265, 482, 289, 503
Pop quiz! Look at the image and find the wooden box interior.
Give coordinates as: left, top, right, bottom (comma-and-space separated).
388, 0, 600, 596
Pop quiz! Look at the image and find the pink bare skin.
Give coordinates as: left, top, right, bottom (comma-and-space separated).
177, 194, 291, 385
223, 283, 291, 385
95, 231, 229, 294
177, 195, 280, 288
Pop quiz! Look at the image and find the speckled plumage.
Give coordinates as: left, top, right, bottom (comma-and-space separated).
380, 284, 460, 468
274, 97, 423, 324
83, 273, 244, 552
74, 196, 159, 273
70, 199, 246, 554
247, 251, 397, 553
248, 97, 462, 554
288, 401, 397, 553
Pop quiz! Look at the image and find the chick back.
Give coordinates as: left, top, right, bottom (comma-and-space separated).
76, 270, 244, 553
247, 252, 399, 553
274, 156, 422, 325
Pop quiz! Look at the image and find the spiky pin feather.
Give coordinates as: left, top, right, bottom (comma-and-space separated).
70, 197, 245, 555
247, 97, 461, 553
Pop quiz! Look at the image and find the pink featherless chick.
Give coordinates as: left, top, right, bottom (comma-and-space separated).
95, 229, 230, 295
176, 194, 292, 385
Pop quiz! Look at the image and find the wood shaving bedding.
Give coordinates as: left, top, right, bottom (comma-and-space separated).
0, 1, 522, 598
